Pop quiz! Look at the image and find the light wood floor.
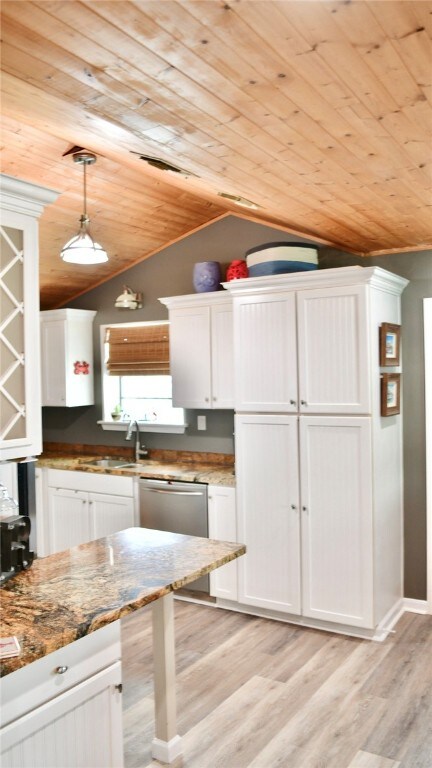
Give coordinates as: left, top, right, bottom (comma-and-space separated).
121, 601, 432, 768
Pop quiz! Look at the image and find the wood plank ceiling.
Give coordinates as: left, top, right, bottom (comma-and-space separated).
1, 0, 431, 309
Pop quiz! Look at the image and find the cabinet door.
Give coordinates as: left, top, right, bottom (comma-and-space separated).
210, 303, 234, 409
297, 285, 370, 414
300, 416, 374, 628
0, 662, 123, 768
169, 306, 212, 408
235, 414, 301, 614
234, 292, 298, 412
208, 485, 237, 601
0, 213, 42, 459
40, 319, 67, 406
1, 178, 57, 461
90, 492, 135, 539
47, 487, 91, 554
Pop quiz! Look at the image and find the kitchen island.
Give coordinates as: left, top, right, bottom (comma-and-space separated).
0, 528, 245, 766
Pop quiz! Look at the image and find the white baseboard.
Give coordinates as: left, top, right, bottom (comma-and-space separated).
403, 598, 430, 614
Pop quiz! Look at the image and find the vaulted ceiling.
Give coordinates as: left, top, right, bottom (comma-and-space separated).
1, 0, 431, 309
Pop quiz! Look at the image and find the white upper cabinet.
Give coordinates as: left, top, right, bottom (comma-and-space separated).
0, 175, 58, 460
40, 308, 96, 407
233, 292, 298, 412
227, 267, 407, 415
297, 285, 370, 413
159, 292, 234, 409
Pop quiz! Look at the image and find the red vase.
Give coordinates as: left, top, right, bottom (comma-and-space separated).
226, 260, 248, 281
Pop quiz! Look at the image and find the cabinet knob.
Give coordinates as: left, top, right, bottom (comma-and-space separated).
213, 396, 217, 401
56, 665, 69, 675
290, 400, 296, 406
301, 400, 307, 406
302, 506, 307, 512
205, 397, 209, 403
290, 504, 297, 510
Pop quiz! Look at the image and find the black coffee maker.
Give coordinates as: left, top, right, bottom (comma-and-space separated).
0, 516, 34, 585
0, 479, 34, 585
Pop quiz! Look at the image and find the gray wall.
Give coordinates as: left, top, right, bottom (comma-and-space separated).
42, 216, 431, 599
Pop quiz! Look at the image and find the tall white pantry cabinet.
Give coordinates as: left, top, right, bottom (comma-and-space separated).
225, 267, 408, 640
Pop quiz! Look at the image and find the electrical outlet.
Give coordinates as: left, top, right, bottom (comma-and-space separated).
197, 415, 206, 431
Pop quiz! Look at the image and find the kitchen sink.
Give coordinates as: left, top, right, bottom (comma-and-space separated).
83, 458, 132, 468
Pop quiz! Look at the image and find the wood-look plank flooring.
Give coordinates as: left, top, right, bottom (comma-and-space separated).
121, 602, 432, 768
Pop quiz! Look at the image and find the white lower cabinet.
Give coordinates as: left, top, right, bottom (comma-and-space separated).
43, 469, 136, 555
1, 624, 123, 768
235, 414, 375, 630
235, 414, 301, 615
299, 416, 373, 628
208, 485, 238, 601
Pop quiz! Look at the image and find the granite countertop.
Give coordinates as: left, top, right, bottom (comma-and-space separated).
37, 455, 236, 487
0, 528, 245, 677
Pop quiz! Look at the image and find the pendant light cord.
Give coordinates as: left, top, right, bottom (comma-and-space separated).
83, 159, 88, 221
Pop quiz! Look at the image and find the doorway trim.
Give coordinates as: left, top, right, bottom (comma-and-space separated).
424, 298, 432, 613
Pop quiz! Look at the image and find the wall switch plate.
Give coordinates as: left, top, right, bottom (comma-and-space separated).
197, 415, 206, 431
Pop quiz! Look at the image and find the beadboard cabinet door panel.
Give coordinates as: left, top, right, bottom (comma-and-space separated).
297, 286, 370, 414
208, 485, 237, 601
234, 293, 298, 412
47, 487, 91, 554
235, 414, 301, 614
169, 305, 212, 408
210, 302, 234, 408
0, 662, 123, 768
90, 493, 135, 540
300, 416, 374, 628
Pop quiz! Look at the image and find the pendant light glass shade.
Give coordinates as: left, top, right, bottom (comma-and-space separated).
61, 215, 108, 264
60, 150, 108, 265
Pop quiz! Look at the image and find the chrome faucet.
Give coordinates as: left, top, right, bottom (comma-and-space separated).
125, 420, 148, 462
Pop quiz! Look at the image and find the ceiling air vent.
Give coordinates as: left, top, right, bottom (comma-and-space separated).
217, 192, 261, 210
131, 152, 197, 177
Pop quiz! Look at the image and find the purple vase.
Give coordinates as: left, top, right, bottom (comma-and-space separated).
193, 261, 221, 293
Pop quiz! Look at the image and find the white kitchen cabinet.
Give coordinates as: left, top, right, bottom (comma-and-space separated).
1, 623, 123, 768
0, 175, 58, 461
228, 267, 408, 638
208, 485, 238, 601
235, 415, 301, 615
48, 486, 91, 553
42, 469, 136, 555
159, 292, 234, 409
235, 414, 374, 629
233, 291, 298, 413
299, 416, 373, 628
91, 492, 135, 540
40, 308, 97, 407
231, 270, 371, 414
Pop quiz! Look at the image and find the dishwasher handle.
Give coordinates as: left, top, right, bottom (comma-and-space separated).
140, 486, 205, 497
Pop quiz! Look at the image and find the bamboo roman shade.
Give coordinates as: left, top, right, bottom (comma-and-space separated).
105, 324, 170, 376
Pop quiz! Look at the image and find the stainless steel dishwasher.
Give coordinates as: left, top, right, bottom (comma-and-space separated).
139, 478, 209, 593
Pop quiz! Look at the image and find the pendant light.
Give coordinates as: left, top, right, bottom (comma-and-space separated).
60, 149, 108, 264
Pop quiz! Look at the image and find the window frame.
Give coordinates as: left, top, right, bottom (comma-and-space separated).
98, 321, 188, 434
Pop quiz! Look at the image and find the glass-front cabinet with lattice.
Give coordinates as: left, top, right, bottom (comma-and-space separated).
0, 175, 58, 461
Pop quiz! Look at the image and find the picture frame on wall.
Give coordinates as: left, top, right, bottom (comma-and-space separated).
381, 373, 401, 417
379, 322, 401, 366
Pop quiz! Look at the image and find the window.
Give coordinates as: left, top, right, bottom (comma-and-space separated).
99, 322, 186, 433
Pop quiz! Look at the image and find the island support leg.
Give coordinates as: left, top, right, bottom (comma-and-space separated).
151, 593, 183, 763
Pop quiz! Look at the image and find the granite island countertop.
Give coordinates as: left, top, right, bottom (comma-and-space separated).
37, 454, 235, 487
0, 528, 245, 677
